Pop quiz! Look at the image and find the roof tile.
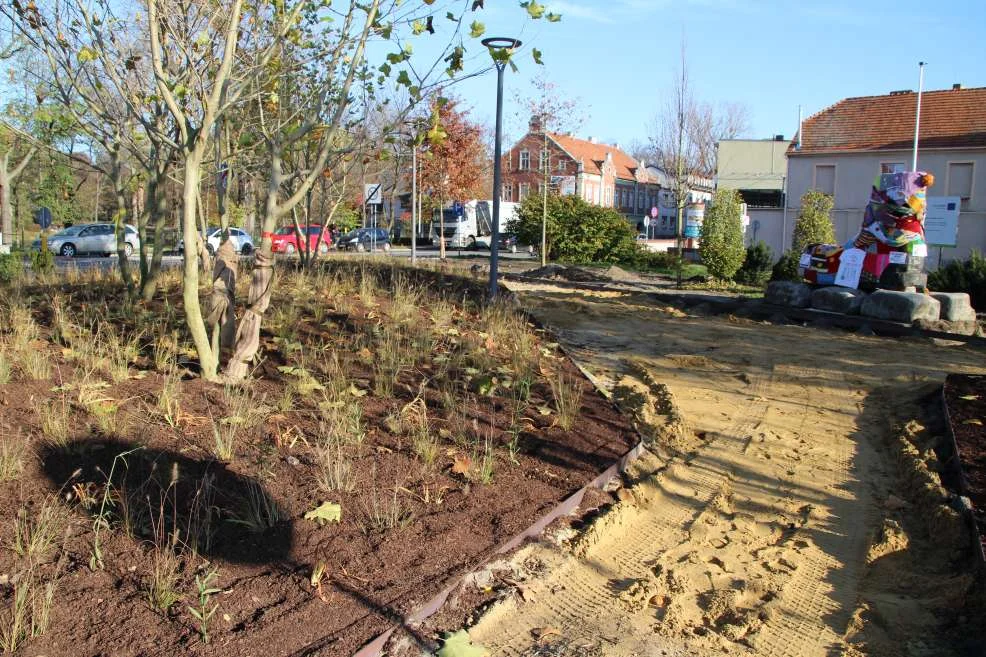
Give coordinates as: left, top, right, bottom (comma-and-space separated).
790, 87, 986, 155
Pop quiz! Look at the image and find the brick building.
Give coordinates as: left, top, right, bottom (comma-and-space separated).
502, 118, 662, 230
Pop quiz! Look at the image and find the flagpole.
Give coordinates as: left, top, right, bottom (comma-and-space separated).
912, 61, 926, 171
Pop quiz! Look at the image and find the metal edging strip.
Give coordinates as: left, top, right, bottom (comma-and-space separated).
940, 381, 986, 569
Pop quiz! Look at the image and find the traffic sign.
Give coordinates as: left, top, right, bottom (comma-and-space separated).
364, 183, 382, 205
33, 207, 52, 230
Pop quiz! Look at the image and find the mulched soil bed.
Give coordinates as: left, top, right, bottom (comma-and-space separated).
0, 264, 637, 657
943, 373, 986, 555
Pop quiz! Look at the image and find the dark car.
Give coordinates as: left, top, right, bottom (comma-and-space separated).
474, 233, 519, 253
338, 227, 391, 252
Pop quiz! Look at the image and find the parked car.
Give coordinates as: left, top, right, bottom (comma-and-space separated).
473, 233, 519, 253
337, 227, 391, 252
32, 223, 139, 257
270, 224, 333, 255
181, 227, 255, 255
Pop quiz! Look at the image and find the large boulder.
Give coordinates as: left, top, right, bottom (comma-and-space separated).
811, 287, 866, 315
765, 281, 812, 308
930, 292, 976, 322
860, 290, 940, 323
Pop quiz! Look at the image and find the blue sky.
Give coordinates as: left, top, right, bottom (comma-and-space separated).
415, 0, 986, 148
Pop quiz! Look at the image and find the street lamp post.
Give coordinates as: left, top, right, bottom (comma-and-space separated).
482, 36, 521, 300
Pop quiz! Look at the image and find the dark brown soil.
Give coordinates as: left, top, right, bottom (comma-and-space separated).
943, 373, 986, 551
0, 265, 637, 657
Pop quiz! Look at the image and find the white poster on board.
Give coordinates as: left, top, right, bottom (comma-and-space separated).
924, 196, 960, 247
835, 248, 866, 289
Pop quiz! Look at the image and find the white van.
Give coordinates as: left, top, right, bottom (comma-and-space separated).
432, 200, 519, 249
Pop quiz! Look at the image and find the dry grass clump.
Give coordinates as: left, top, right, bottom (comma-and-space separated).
0, 432, 27, 482
549, 370, 584, 431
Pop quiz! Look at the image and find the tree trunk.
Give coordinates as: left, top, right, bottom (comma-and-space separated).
140, 165, 170, 302
222, 151, 281, 382
181, 151, 219, 380
1, 146, 37, 247
111, 148, 136, 295
0, 162, 11, 248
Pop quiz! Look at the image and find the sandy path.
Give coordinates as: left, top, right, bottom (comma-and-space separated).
466, 285, 986, 657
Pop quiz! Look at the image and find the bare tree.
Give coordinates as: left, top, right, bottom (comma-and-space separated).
517, 73, 586, 265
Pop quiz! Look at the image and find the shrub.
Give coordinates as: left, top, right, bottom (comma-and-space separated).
734, 241, 773, 287
792, 189, 835, 252
699, 189, 746, 280
508, 193, 639, 264
0, 252, 24, 283
31, 248, 54, 276
771, 249, 802, 282
928, 250, 986, 310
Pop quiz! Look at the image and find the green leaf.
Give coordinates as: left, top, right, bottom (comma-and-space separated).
532, 48, 543, 65
412, 19, 426, 35
521, 1, 545, 19
547, 12, 562, 22
304, 501, 342, 526
77, 46, 98, 64
397, 70, 412, 87
378, 62, 392, 77
469, 20, 485, 38
446, 11, 457, 21
437, 630, 487, 657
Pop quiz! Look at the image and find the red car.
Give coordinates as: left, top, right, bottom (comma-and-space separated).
270, 225, 333, 254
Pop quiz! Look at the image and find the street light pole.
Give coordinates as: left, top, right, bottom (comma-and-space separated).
483, 37, 522, 300
411, 141, 417, 265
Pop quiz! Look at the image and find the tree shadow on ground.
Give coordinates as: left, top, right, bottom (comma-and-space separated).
39, 437, 291, 564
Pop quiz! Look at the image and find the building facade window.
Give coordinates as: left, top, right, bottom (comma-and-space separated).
947, 162, 974, 210
638, 193, 645, 210
813, 164, 836, 196
503, 183, 513, 201
539, 150, 548, 171
881, 162, 905, 174
519, 182, 530, 200
557, 160, 566, 172
519, 150, 530, 171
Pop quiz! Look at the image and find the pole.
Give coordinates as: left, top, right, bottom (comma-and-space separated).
912, 61, 926, 171
540, 125, 548, 267
489, 62, 506, 299
411, 144, 417, 265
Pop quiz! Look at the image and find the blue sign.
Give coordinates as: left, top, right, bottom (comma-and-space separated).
33, 207, 52, 230
452, 201, 464, 214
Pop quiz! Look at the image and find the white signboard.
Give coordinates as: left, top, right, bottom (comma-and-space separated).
889, 251, 908, 265
835, 248, 866, 289
799, 253, 812, 268
363, 183, 382, 205
924, 196, 960, 247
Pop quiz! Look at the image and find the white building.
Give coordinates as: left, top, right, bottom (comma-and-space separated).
783, 85, 986, 268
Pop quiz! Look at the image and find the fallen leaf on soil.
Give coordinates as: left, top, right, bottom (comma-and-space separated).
304, 502, 341, 526
959, 394, 980, 401
348, 384, 368, 397
532, 627, 561, 642
616, 488, 635, 504
452, 454, 473, 475
963, 419, 983, 425
536, 406, 552, 416
437, 630, 487, 657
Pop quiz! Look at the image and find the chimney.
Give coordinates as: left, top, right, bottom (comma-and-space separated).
528, 115, 543, 133
613, 142, 620, 150
953, 83, 963, 90
889, 89, 913, 96
605, 151, 612, 162
774, 134, 785, 141
588, 136, 596, 143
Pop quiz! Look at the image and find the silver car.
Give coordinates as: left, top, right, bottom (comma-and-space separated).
177, 227, 255, 255
37, 223, 140, 257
